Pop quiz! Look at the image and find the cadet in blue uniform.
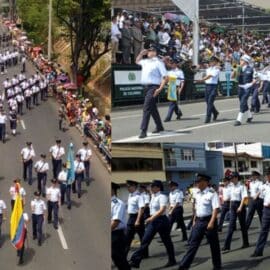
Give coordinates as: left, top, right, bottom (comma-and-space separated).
129, 180, 176, 268
218, 176, 231, 232
136, 46, 168, 139
197, 56, 220, 123
222, 172, 249, 251
251, 169, 270, 257
168, 181, 187, 241
178, 173, 221, 270
111, 182, 130, 270
234, 54, 256, 126
246, 170, 263, 230
125, 180, 148, 258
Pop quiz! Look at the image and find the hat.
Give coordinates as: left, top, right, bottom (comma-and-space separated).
171, 57, 181, 64
148, 45, 158, 52
195, 173, 211, 182
169, 181, 178, 187
83, 141, 88, 145
112, 182, 120, 191
151, 180, 164, 190
34, 191, 41, 197
56, 139, 61, 143
139, 184, 147, 189
51, 179, 57, 184
75, 154, 81, 158
231, 172, 240, 178
251, 170, 260, 177
241, 54, 251, 64
126, 180, 138, 187
40, 154, 46, 158
26, 141, 32, 145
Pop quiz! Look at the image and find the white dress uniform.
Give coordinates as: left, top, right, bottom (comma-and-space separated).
0, 199, 7, 235
230, 182, 248, 201
31, 198, 46, 215
169, 189, 184, 207
9, 185, 26, 210
77, 147, 92, 182
47, 185, 61, 228
49, 145, 65, 160
21, 147, 35, 161
111, 195, 126, 230
249, 180, 262, 199
127, 191, 145, 214
150, 192, 168, 216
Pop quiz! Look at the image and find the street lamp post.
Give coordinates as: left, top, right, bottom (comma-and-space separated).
242, 3, 245, 47
48, 0, 52, 61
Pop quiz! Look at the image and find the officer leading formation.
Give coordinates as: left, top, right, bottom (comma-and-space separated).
111, 170, 270, 269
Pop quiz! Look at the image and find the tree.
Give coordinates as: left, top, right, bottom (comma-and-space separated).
55, 0, 110, 84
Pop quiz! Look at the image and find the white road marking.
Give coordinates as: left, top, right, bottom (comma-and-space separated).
57, 224, 69, 250
115, 120, 235, 142
20, 120, 26, 130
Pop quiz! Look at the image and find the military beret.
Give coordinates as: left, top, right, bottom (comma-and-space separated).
126, 180, 138, 186
151, 180, 164, 190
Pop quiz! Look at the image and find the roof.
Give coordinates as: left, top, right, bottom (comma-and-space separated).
223, 152, 263, 159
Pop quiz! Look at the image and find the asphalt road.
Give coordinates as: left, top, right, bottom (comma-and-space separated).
112, 97, 270, 142
0, 32, 110, 269
122, 215, 270, 270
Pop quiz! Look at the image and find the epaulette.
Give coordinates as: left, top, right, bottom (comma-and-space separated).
209, 188, 214, 193
112, 198, 118, 204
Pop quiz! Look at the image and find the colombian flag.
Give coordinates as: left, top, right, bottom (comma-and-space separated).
66, 142, 75, 185
10, 183, 26, 249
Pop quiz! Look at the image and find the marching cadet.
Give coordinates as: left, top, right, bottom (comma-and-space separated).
24, 87, 32, 110
15, 93, 24, 115
46, 179, 61, 230
129, 180, 176, 268
73, 154, 85, 198
0, 109, 7, 143
111, 182, 130, 270
136, 46, 168, 139
9, 179, 26, 210
31, 191, 46, 246
49, 139, 65, 179
77, 141, 92, 186
251, 169, 270, 257
139, 184, 150, 221
168, 181, 187, 241
125, 180, 148, 258
58, 163, 72, 209
34, 154, 49, 197
218, 176, 231, 232
0, 195, 7, 243
9, 108, 17, 136
222, 172, 249, 251
21, 142, 36, 185
246, 170, 263, 230
178, 173, 221, 270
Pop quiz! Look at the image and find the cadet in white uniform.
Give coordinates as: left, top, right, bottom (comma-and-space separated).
31, 191, 46, 246
246, 170, 263, 230
130, 180, 176, 268
179, 173, 221, 270
58, 163, 72, 209
111, 182, 130, 270
0, 196, 7, 241
222, 172, 249, 251
9, 178, 26, 210
34, 154, 49, 197
0, 110, 7, 143
77, 141, 92, 185
46, 179, 61, 229
21, 141, 35, 185
73, 154, 85, 198
49, 139, 65, 179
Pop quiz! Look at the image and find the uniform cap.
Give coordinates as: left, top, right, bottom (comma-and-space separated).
40, 154, 46, 158
151, 180, 164, 190
139, 184, 147, 189
169, 181, 178, 187
195, 173, 211, 182
56, 139, 61, 143
148, 45, 158, 52
112, 182, 120, 191
251, 170, 260, 177
51, 179, 57, 184
126, 180, 138, 187
34, 191, 41, 196
26, 141, 32, 145
83, 141, 88, 146
223, 175, 232, 181
75, 154, 81, 158
231, 172, 240, 178
241, 54, 251, 64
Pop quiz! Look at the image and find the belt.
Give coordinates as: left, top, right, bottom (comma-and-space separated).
231, 200, 241, 203
143, 84, 159, 87
196, 215, 212, 221
206, 83, 218, 86
129, 213, 138, 217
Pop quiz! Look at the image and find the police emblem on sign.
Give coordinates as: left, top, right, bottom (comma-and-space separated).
128, 72, 136, 81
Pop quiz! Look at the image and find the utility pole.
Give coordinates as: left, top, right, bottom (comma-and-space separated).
234, 143, 239, 172
242, 2, 245, 47
193, 0, 199, 65
48, 0, 52, 61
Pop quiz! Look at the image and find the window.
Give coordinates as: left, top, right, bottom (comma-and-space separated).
224, 160, 232, 168
250, 160, 257, 168
181, 149, 195, 161
112, 158, 163, 171
238, 160, 248, 172
164, 148, 177, 166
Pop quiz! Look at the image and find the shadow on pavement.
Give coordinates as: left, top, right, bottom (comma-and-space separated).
23, 247, 36, 265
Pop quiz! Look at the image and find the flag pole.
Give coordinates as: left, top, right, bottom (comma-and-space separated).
192, 0, 199, 66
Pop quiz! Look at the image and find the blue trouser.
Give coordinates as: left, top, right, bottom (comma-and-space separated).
218, 201, 230, 231
0, 214, 2, 239
254, 207, 270, 255
37, 172, 47, 196
32, 214, 43, 242
246, 198, 263, 230
140, 85, 163, 132
130, 215, 175, 266
0, 123, 5, 142
238, 86, 252, 113
73, 172, 83, 196
225, 72, 231, 96
251, 85, 260, 113
262, 81, 269, 104
165, 101, 182, 121
179, 216, 221, 269
60, 183, 71, 208
23, 160, 33, 184
48, 201, 59, 227
126, 214, 148, 257
84, 161, 90, 184
205, 84, 218, 120
223, 201, 249, 249
52, 159, 62, 179
169, 206, 187, 239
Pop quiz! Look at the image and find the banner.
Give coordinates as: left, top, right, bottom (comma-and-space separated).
171, 0, 197, 22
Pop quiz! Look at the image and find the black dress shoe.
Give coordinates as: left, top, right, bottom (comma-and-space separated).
138, 131, 147, 139
204, 119, 210, 124
164, 119, 170, 122
163, 260, 176, 268
213, 111, 219, 121
241, 243, 249, 249
221, 247, 230, 252
176, 112, 182, 120
234, 120, 241, 126
129, 261, 139, 268
250, 252, 263, 257
152, 127, 164, 133
246, 117, 253, 123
